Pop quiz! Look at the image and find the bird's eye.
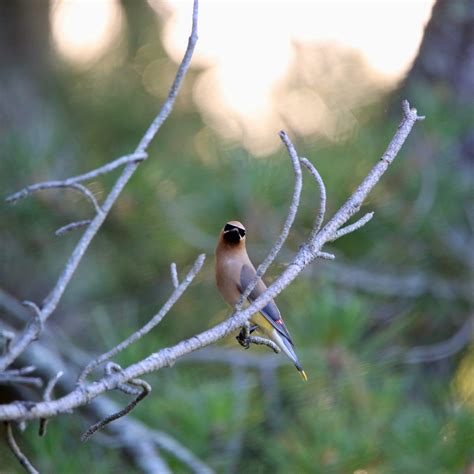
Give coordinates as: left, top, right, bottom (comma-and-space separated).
224, 224, 234, 232
238, 228, 246, 237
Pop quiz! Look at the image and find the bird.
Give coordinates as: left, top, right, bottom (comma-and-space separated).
215, 220, 307, 381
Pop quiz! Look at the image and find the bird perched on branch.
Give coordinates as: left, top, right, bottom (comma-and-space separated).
215, 220, 307, 381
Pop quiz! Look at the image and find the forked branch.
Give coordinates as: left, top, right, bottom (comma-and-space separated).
0, 0, 200, 373
0, 100, 424, 423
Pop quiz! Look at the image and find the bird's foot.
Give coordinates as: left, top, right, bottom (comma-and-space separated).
236, 329, 250, 349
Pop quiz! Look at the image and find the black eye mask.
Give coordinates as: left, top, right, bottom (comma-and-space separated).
224, 224, 245, 241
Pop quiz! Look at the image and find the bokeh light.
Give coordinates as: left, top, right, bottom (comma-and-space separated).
150, 0, 435, 155
50, 0, 124, 65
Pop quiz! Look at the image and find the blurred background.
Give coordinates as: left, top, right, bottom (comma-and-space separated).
1, 0, 473, 472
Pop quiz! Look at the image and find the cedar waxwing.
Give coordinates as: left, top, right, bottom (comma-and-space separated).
215, 220, 308, 381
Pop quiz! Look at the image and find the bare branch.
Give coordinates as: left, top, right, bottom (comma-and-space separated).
0, 366, 42, 388
0, 0, 200, 372
247, 336, 281, 353
21, 300, 43, 334
3, 366, 36, 376
235, 130, 303, 309
81, 378, 151, 443
77, 254, 205, 385
170, 262, 179, 289
5, 153, 147, 204
0, 100, 424, 423
300, 157, 327, 238
316, 251, 335, 260
4, 422, 39, 474
2, 294, 212, 473
38, 371, 63, 436
0, 374, 43, 388
330, 212, 374, 241
67, 183, 103, 215
55, 219, 92, 236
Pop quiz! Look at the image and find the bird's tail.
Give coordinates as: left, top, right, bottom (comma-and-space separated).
274, 331, 308, 382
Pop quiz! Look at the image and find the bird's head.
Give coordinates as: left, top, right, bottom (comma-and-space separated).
221, 220, 246, 245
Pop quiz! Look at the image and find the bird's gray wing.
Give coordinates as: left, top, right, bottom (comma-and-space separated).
239, 264, 293, 344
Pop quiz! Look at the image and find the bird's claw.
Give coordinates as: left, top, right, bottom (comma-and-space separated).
236, 329, 250, 349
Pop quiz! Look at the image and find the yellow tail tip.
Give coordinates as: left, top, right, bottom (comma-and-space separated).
299, 370, 308, 382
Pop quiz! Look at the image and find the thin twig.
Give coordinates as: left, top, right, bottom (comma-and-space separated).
0, 0, 200, 372
247, 336, 280, 354
67, 183, 103, 214
77, 254, 205, 385
235, 130, 303, 309
55, 220, 92, 236
330, 212, 374, 241
170, 262, 179, 289
21, 300, 43, 335
7, 181, 102, 216
4, 301, 45, 361
300, 157, 327, 239
39, 371, 63, 436
81, 378, 151, 442
0, 374, 43, 388
5, 152, 148, 204
316, 251, 335, 260
4, 422, 39, 474
2, 366, 36, 376
105, 362, 142, 396
0, 365, 39, 388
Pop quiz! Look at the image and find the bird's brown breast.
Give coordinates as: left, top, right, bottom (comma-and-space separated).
215, 253, 244, 306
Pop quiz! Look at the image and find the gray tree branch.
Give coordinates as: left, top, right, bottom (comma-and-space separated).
300, 157, 327, 239
77, 254, 205, 385
1, 293, 213, 473
0, 0, 200, 372
235, 130, 303, 309
4, 422, 39, 474
0, 100, 424, 423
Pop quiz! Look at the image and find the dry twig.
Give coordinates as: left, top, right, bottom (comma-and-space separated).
300, 157, 327, 238
38, 371, 63, 436
235, 130, 303, 309
81, 378, 151, 442
170, 262, 180, 289
4, 422, 39, 474
77, 254, 205, 385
